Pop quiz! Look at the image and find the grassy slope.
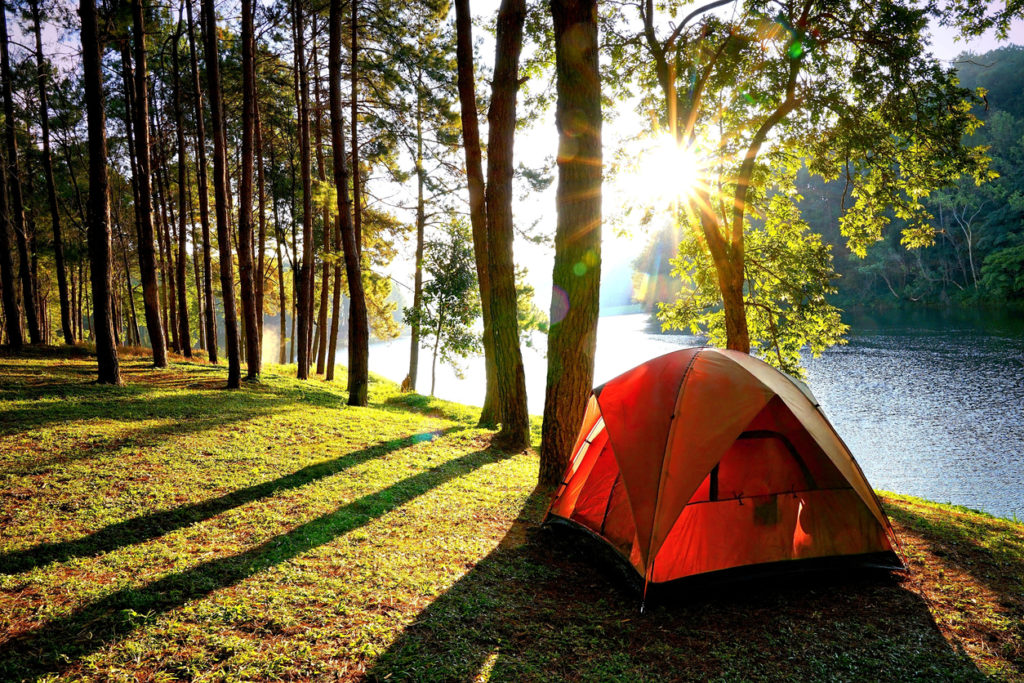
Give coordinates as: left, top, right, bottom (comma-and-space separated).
0, 350, 1020, 681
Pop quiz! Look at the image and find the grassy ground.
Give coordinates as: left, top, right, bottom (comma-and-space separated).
0, 349, 1020, 681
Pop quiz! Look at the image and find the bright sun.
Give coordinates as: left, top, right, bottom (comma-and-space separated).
624, 135, 703, 207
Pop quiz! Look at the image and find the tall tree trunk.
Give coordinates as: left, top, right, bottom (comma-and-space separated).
116, 225, 140, 346
407, 85, 425, 392
277, 228, 288, 366
27, 202, 42, 337
289, 140, 298, 366
0, 146, 20, 349
188, 176, 205, 350
76, 259, 84, 340
313, 38, 330, 375
330, 0, 368, 404
201, 0, 241, 387
1, 3, 42, 344
294, 0, 314, 380
30, 0, 73, 345
187, 0, 217, 362
68, 264, 76, 342
693, 193, 749, 352
80, 0, 120, 384
454, 0, 498, 425
486, 0, 529, 450
152, 116, 179, 353
350, 0, 362, 255
151, 128, 169, 348
325, 214, 341, 381
271, 139, 288, 365
255, 96, 267, 349
131, 0, 168, 366
172, 13, 192, 357
431, 317, 442, 396
119, 41, 142, 243
238, 0, 261, 379
540, 0, 602, 486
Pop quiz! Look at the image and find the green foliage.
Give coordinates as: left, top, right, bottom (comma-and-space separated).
940, 0, 1024, 39
515, 266, 548, 348
981, 244, 1024, 299
404, 220, 481, 386
660, 193, 847, 377
363, 207, 408, 340
954, 46, 1024, 121
611, 0, 993, 370
791, 49, 1024, 307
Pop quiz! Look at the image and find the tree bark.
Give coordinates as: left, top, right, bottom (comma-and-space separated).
350, 0, 362, 254
201, 0, 242, 387
131, 0, 168, 366
76, 260, 83, 340
80, 0, 121, 384
454, 0, 498, 425
189, 168, 204, 350
1, 3, 42, 344
76, 256, 83, 340
0, 138, 21, 350
407, 91, 425, 392
238, 0, 261, 379
187, 0, 217, 362
294, 0, 314, 380
171, 19, 192, 357
313, 37, 330, 375
289, 142, 298, 365
270, 139, 288, 365
540, 0, 602, 487
30, 0, 73, 345
255, 95, 267, 348
152, 111, 179, 353
26, 202, 42, 338
431, 316, 442, 396
486, 0, 529, 450
692, 187, 750, 352
326, 214, 342, 381
116, 223, 141, 346
330, 0, 368, 404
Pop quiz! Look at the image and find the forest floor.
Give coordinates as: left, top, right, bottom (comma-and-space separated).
0, 348, 1021, 681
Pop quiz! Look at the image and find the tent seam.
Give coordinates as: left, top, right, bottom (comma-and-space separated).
644, 348, 702, 587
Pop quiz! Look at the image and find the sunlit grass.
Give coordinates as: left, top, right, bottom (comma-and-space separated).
0, 351, 1020, 680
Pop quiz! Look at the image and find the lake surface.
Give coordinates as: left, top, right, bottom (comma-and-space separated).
368, 309, 1024, 521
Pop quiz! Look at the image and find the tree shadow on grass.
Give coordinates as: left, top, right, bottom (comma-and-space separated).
885, 502, 1024, 670
0, 427, 465, 575
0, 445, 511, 680
366, 494, 984, 682
886, 503, 1024, 598
0, 356, 372, 437
0, 356, 225, 403
3, 407, 288, 476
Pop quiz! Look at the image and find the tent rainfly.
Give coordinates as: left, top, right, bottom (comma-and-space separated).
546, 348, 903, 594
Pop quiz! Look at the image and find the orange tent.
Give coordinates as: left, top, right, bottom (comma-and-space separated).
546, 348, 902, 592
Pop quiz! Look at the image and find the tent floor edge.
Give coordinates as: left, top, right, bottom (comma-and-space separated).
545, 514, 904, 604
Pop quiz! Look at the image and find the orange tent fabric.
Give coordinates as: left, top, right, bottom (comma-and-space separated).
547, 348, 902, 588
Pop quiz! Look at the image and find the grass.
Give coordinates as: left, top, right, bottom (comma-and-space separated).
0, 348, 1021, 681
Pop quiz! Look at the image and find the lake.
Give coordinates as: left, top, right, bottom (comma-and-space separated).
368, 308, 1024, 521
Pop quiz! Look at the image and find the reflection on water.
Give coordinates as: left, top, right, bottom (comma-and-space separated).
368, 309, 1023, 520
804, 308, 1024, 522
